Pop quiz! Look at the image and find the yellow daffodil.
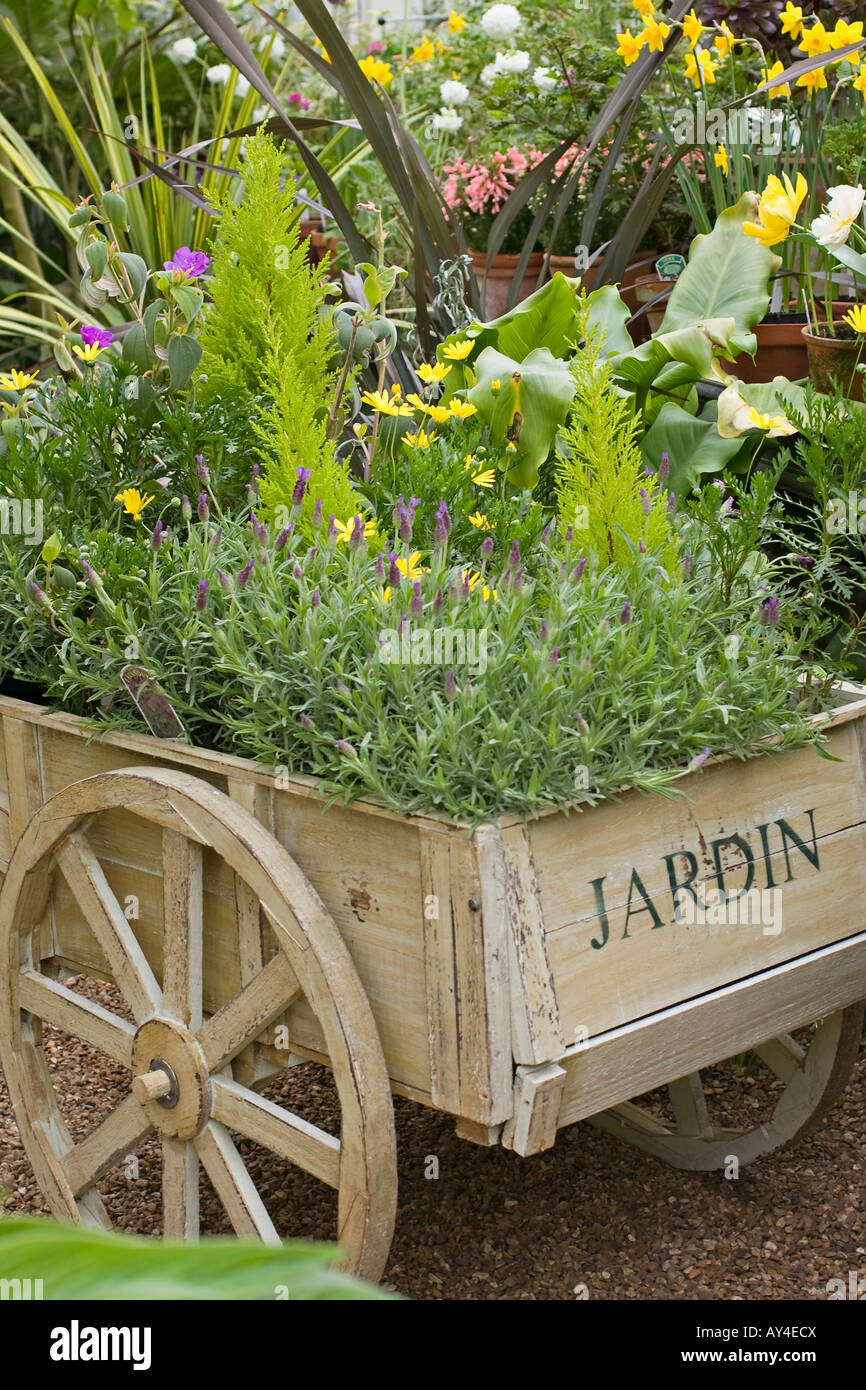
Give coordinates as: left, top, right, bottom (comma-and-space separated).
855, 70, 866, 94
468, 512, 492, 529
360, 388, 413, 417
641, 17, 670, 52
799, 21, 831, 57
616, 30, 644, 65
844, 303, 866, 333
761, 60, 791, 97
410, 38, 436, 63
470, 469, 496, 489
682, 9, 704, 49
633, 0, 655, 18
335, 516, 377, 545
780, 3, 803, 40
0, 368, 38, 391
72, 343, 104, 362
395, 552, 428, 581
417, 361, 451, 384
403, 428, 439, 449
449, 398, 478, 419
714, 22, 736, 58
359, 55, 394, 86
448, 10, 466, 34
442, 339, 475, 361
830, 19, 863, 64
684, 47, 717, 87
462, 568, 497, 600
115, 487, 155, 522
796, 65, 828, 93
742, 171, 807, 247
714, 144, 728, 176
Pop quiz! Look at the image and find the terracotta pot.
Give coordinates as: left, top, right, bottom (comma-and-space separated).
723, 320, 809, 384
469, 249, 545, 319
299, 218, 340, 266
802, 321, 864, 401
630, 275, 675, 337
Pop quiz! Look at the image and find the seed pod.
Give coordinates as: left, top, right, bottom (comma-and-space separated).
69, 205, 95, 228
102, 190, 129, 230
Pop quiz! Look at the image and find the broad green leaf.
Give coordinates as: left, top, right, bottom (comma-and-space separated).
122, 321, 153, 371
640, 402, 746, 495
444, 274, 584, 368
585, 284, 634, 357
170, 284, 204, 322
611, 323, 734, 390
0, 1218, 394, 1301
167, 332, 203, 390
467, 346, 575, 489
658, 195, 782, 358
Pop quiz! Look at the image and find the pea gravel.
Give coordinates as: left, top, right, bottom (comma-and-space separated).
1, 977, 864, 1301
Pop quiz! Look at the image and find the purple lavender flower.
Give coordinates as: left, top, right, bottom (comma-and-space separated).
81, 324, 114, 348
210, 527, 222, 549
480, 535, 494, 560
292, 467, 312, 507
444, 668, 458, 702
310, 586, 321, 608
216, 568, 232, 591
667, 492, 677, 514
721, 495, 738, 517
575, 712, 588, 736
195, 579, 208, 611
659, 452, 669, 482
150, 520, 164, 551
639, 488, 651, 515
411, 582, 424, 616
375, 551, 386, 581
336, 738, 357, 758
435, 501, 452, 544
433, 586, 444, 613
163, 246, 210, 279
236, 558, 255, 589
548, 646, 560, 672
293, 562, 303, 580
540, 619, 549, 640
251, 512, 268, 544
572, 555, 587, 582
197, 492, 209, 522
620, 600, 632, 625
299, 712, 315, 731
349, 514, 365, 549
312, 499, 323, 531
275, 526, 291, 552
325, 514, 338, 546
507, 540, 521, 571
540, 523, 551, 544
388, 553, 401, 588
566, 524, 574, 543
682, 552, 692, 579
759, 595, 780, 625
196, 454, 209, 483
181, 494, 192, 522
688, 746, 711, 772
793, 553, 814, 567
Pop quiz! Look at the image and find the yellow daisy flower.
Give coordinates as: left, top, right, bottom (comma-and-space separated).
0, 368, 39, 391
449, 398, 478, 419
403, 428, 439, 449
72, 343, 105, 362
361, 388, 413, 417
468, 512, 492, 529
115, 487, 155, 522
442, 339, 474, 361
471, 469, 496, 489
844, 304, 866, 333
395, 552, 428, 581
448, 11, 466, 34
335, 516, 377, 544
417, 361, 451, 384
358, 56, 394, 86
462, 568, 497, 600
410, 38, 436, 63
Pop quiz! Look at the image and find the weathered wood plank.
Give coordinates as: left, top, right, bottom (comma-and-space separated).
500, 823, 564, 1065
501, 1062, 566, 1157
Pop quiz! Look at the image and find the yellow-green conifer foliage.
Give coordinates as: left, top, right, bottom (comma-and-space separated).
197, 132, 357, 528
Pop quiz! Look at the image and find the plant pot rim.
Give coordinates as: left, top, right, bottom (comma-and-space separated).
801, 323, 860, 346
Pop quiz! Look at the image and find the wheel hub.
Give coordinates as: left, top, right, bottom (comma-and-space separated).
131, 1017, 212, 1140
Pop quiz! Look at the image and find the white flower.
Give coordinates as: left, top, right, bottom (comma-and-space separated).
496, 49, 530, 73
480, 62, 501, 86
440, 79, 470, 106
480, 3, 521, 41
235, 74, 251, 98
533, 66, 558, 92
811, 185, 865, 251
206, 64, 231, 85
269, 35, 286, 60
433, 107, 464, 133
170, 37, 197, 65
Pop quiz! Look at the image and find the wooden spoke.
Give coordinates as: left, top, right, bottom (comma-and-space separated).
194, 1121, 281, 1244
753, 1033, 806, 1084
55, 833, 162, 1023
197, 952, 301, 1074
63, 1093, 152, 1197
162, 1138, 199, 1239
211, 1076, 340, 1189
19, 970, 135, 1067
161, 831, 203, 1029
667, 1073, 714, 1139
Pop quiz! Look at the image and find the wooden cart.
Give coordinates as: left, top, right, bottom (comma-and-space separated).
2, 686, 866, 1282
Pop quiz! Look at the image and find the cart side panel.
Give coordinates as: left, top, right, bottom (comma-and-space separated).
530, 718, 866, 1050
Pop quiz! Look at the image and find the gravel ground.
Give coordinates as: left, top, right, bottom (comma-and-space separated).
1, 976, 864, 1301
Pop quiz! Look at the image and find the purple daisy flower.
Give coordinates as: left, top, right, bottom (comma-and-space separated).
163, 246, 210, 279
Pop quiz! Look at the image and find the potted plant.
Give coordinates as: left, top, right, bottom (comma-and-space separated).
798, 182, 866, 399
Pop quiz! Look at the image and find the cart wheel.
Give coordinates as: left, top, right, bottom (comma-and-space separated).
0, 767, 397, 1281
588, 1004, 864, 1170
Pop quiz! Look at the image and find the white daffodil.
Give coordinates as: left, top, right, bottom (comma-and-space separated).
496, 48, 530, 73
533, 66, 559, 91
480, 4, 522, 41
170, 37, 197, 64
440, 79, 470, 105
433, 107, 464, 133
811, 183, 865, 250
206, 63, 231, 85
